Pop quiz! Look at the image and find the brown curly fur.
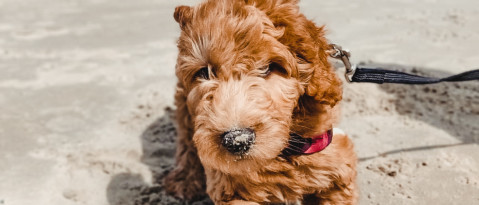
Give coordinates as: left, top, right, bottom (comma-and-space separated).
164, 0, 358, 204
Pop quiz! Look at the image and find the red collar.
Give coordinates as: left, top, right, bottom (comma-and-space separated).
281, 129, 333, 156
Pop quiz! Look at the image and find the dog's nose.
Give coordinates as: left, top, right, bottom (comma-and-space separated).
221, 128, 255, 155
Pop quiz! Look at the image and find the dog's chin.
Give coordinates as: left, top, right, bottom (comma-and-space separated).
201, 150, 276, 175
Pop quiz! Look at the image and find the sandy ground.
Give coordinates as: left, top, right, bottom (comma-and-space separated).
0, 0, 478, 204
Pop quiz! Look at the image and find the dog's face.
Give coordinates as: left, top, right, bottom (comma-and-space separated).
174, 0, 341, 174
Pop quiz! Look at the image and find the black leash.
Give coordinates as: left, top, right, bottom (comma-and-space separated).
328, 44, 479, 84
351, 66, 479, 84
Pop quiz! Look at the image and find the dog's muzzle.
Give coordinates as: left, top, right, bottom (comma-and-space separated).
221, 128, 255, 155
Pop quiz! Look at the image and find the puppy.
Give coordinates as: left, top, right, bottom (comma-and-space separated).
165, 0, 357, 204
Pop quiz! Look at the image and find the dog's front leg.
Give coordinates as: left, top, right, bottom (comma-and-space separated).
164, 89, 206, 200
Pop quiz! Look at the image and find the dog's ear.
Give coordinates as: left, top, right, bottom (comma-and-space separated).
305, 63, 342, 106
174, 5, 193, 29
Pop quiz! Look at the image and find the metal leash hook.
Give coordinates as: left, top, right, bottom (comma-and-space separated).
328, 44, 356, 83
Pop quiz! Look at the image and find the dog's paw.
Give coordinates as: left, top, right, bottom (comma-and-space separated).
164, 169, 206, 201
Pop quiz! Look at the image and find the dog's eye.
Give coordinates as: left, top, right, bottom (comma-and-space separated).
194, 67, 209, 80
261, 62, 286, 77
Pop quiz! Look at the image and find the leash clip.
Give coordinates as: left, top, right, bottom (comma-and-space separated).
328, 44, 356, 83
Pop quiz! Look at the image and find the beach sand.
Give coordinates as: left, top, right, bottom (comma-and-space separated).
0, 0, 478, 204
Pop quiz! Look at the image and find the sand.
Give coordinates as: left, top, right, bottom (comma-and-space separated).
0, 0, 478, 204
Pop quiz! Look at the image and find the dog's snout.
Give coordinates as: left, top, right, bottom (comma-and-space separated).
221, 128, 255, 155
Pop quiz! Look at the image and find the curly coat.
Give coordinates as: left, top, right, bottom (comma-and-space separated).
165, 0, 357, 204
